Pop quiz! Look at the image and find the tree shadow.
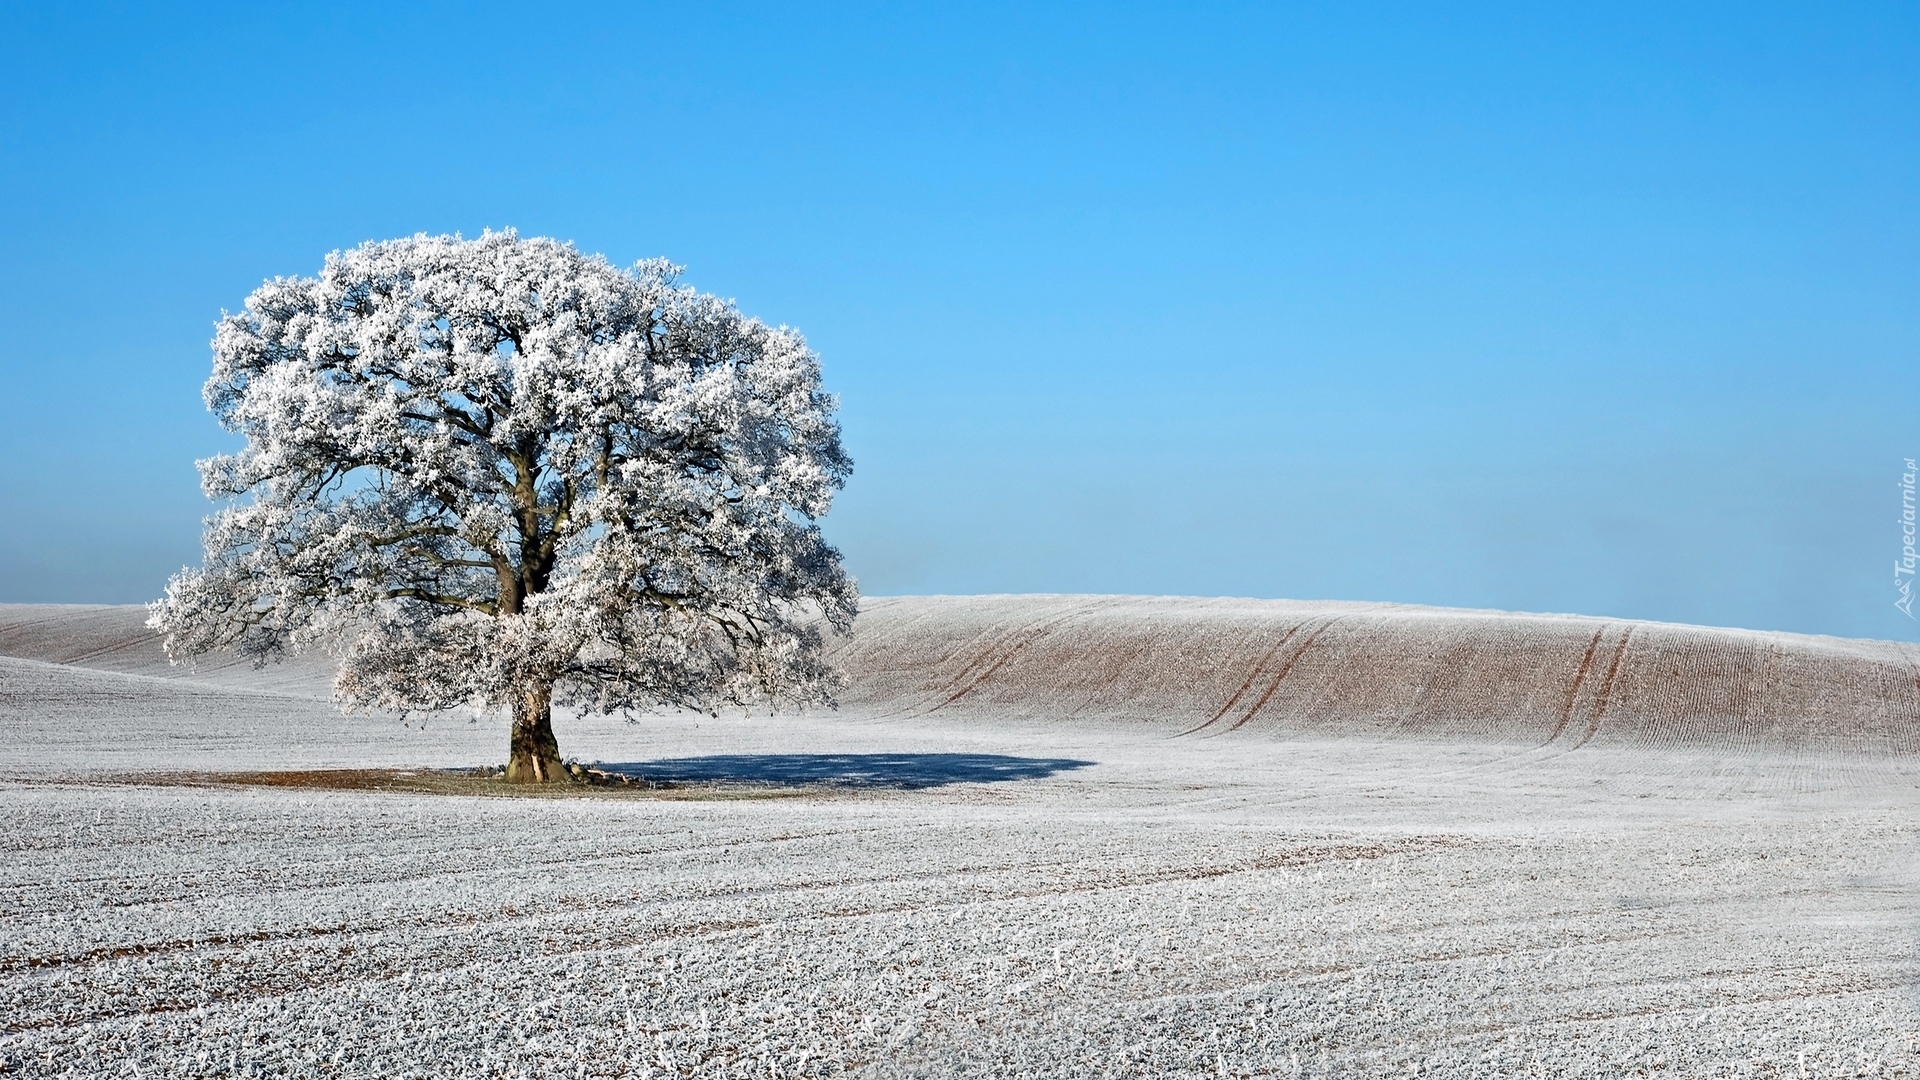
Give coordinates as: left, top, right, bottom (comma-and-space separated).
596, 753, 1095, 790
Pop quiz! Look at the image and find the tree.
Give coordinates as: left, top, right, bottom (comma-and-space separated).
150, 230, 858, 782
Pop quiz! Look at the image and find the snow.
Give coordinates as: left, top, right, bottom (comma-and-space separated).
3, 598, 1918, 1076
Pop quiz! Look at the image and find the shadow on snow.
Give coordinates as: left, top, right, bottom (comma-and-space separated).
597, 753, 1095, 790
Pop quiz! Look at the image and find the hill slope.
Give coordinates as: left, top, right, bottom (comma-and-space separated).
829, 595, 1920, 753
5, 595, 1917, 752
0, 604, 335, 698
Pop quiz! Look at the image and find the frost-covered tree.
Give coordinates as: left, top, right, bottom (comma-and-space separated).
151, 231, 857, 782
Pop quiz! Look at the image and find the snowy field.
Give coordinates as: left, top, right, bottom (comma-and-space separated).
3, 600, 1919, 1077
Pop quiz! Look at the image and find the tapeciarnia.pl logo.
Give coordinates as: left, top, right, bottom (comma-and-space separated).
1899, 457, 1917, 619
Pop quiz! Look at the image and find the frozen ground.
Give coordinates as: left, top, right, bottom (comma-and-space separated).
2, 599, 1918, 1076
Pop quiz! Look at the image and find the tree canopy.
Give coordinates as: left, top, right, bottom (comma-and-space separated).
151, 230, 857, 780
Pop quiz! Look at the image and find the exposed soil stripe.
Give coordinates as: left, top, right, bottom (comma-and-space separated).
926, 599, 1128, 714
1177, 623, 1306, 736
1542, 628, 1606, 748
1224, 618, 1342, 733
1571, 626, 1635, 750
12, 597, 1920, 754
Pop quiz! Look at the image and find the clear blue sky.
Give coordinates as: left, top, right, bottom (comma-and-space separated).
2, 2, 1914, 640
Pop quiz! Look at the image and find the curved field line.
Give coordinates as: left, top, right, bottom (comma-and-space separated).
922, 598, 1129, 715
0, 610, 153, 667
886, 606, 1083, 718
1222, 618, 1343, 733
1570, 626, 1635, 750
1540, 627, 1606, 748
1176, 624, 1307, 736
5, 835, 1469, 1034
941, 613, 1054, 685
926, 612, 1081, 711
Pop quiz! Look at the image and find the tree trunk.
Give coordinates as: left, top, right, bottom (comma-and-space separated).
505, 681, 567, 783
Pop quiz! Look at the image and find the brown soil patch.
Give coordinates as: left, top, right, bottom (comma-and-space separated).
85, 767, 835, 801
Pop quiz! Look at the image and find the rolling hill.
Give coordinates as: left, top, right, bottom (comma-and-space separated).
5, 595, 1916, 753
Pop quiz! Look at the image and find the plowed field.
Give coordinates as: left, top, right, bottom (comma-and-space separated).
2, 598, 1916, 1077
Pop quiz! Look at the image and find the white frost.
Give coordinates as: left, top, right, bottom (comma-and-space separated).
149, 230, 857, 733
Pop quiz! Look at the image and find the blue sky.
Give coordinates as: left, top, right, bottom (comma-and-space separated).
1, 2, 1915, 640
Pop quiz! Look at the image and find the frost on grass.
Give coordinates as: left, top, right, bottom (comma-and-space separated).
3, 738, 1917, 1078
4, 599, 1920, 1075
